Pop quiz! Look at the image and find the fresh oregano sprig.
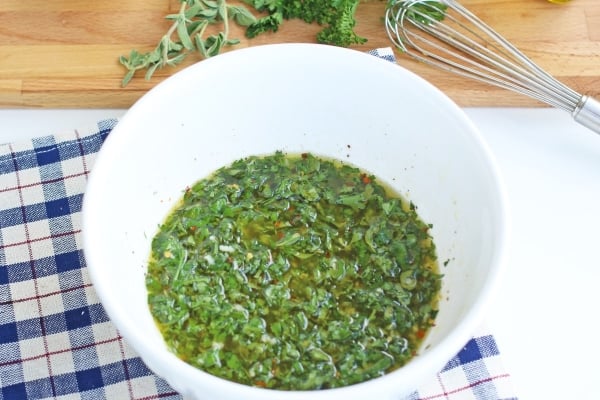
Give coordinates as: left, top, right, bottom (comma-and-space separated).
119, 0, 257, 87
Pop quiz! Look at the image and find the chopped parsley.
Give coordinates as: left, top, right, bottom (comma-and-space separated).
146, 151, 442, 389
245, 0, 367, 47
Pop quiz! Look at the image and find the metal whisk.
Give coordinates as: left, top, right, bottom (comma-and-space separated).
385, 0, 600, 134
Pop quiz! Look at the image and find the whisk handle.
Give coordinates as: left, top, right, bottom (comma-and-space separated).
573, 96, 600, 134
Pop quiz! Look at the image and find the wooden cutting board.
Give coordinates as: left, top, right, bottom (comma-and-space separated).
1, 0, 598, 108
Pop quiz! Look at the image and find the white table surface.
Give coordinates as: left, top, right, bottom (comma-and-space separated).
1, 107, 599, 400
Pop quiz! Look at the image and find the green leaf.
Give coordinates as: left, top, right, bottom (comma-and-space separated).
195, 35, 208, 58
197, 8, 218, 18
245, 12, 283, 38
203, 0, 219, 8
274, 232, 302, 248
184, 3, 206, 19
205, 33, 225, 57
166, 53, 187, 67
337, 193, 367, 210
217, 0, 228, 21
121, 69, 135, 87
118, 54, 131, 68
228, 5, 257, 26
187, 19, 207, 35
144, 63, 160, 81
177, 18, 195, 50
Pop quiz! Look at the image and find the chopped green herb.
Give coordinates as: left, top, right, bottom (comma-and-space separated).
120, 0, 367, 86
146, 151, 442, 390
245, 0, 366, 47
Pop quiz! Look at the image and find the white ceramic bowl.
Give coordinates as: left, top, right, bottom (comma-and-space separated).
82, 43, 508, 400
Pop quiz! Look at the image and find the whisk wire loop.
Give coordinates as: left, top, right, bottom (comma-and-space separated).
385, 0, 600, 133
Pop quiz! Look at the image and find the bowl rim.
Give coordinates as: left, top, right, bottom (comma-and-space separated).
82, 43, 510, 399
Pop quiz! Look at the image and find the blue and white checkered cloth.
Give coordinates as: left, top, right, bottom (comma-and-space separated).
0, 119, 517, 399
0, 46, 517, 400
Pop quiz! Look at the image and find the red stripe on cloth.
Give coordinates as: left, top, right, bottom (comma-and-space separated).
0, 229, 81, 250
9, 144, 58, 397
117, 327, 136, 397
418, 373, 513, 400
0, 335, 124, 368
74, 129, 92, 180
0, 283, 93, 306
0, 171, 89, 194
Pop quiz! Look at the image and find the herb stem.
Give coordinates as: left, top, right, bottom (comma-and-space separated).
220, 0, 230, 38
160, 2, 187, 72
120, 1, 371, 86
172, 2, 188, 38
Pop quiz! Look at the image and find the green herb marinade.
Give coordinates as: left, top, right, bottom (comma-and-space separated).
146, 151, 442, 390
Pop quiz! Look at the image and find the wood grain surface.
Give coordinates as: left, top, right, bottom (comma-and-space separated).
0, 0, 598, 108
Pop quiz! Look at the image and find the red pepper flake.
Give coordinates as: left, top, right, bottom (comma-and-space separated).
189, 226, 197, 232
255, 380, 267, 388
277, 231, 285, 239
360, 173, 371, 184
301, 153, 308, 159
416, 329, 426, 339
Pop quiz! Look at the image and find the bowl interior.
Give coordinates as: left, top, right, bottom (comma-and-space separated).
83, 43, 507, 400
